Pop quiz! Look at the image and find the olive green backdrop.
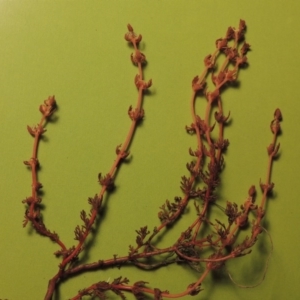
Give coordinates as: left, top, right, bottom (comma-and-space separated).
0, 1, 298, 299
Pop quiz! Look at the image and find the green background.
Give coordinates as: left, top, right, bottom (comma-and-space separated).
0, 1, 298, 299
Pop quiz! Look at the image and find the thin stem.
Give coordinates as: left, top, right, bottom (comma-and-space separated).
44, 26, 150, 300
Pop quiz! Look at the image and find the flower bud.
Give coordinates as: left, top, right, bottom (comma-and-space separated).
274, 108, 282, 121
248, 185, 256, 197
204, 54, 214, 69
270, 120, 281, 134
127, 24, 134, 32
240, 42, 251, 56
44, 95, 56, 107
192, 76, 206, 92
215, 38, 227, 50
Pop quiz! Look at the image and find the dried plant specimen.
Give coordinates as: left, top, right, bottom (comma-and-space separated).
22, 21, 282, 300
